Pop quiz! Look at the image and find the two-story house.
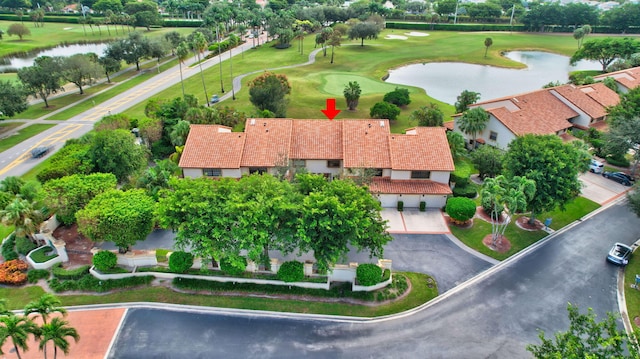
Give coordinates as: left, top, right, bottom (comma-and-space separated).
179, 118, 455, 208
452, 82, 620, 150
593, 66, 640, 94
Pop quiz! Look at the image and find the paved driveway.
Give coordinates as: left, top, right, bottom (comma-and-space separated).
579, 172, 632, 205
381, 208, 449, 233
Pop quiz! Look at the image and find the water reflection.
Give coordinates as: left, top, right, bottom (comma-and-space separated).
0, 43, 109, 72
385, 51, 601, 104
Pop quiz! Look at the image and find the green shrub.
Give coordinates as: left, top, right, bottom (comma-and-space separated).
52, 264, 90, 280
27, 269, 50, 283
15, 237, 37, 255
169, 251, 194, 273
419, 201, 426, 212
370, 101, 401, 121
383, 87, 411, 106
397, 201, 404, 211
356, 263, 383, 286
277, 261, 304, 283
445, 197, 476, 223
450, 173, 470, 186
453, 183, 477, 198
48, 274, 154, 293
92, 250, 118, 272
1, 233, 18, 261
607, 153, 630, 168
156, 249, 170, 263
381, 269, 391, 282
220, 256, 247, 276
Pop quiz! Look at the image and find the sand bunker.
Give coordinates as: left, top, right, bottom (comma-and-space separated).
63, 27, 73, 30
406, 32, 429, 37
385, 34, 408, 40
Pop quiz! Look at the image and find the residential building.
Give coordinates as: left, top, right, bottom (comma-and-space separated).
452, 82, 620, 149
179, 119, 455, 208
593, 67, 640, 93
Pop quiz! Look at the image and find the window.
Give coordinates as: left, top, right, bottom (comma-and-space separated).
203, 168, 222, 177
249, 167, 267, 174
327, 160, 341, 168
411, 171, 431, 179
292, 159, 305, 168
489, 131, 498, 141
373, 168, 383, 177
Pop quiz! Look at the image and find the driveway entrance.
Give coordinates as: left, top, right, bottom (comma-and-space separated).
381, 208, 449, 234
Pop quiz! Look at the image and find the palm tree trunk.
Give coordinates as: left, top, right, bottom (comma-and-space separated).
179, 62, 185, 98
54, 345, 57, 359
14, 343, 23, 359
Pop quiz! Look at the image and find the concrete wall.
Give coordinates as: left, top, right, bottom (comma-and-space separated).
26, 246, 64, 270
183, 168, 203, 178
378, 194, 446, 208
305, 159, 342, 177
116, 251, 158, 267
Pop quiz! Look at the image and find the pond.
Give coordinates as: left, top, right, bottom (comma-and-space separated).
385, 51, 602, 104
0, 42, 109, 73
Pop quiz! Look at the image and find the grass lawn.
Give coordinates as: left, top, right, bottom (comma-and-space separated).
3, 272, 437, 317
124, 30, 586, 133
0, 73, 18, 82
0, 20, 194, 58
625, 257, 640, 329
0, 122, 25, 135
450, 215, 547, 261
0, 225, 14, 240
538, 197, 601, 230
0, 123, 56, 152
14, 83, 112, 120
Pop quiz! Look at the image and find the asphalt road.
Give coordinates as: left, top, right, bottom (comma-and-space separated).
107, 201, 640, 358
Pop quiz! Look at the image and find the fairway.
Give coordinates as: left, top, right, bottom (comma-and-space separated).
320, 73, 400, 96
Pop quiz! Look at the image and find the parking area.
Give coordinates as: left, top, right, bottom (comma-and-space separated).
381, 208, 450, 234
579, 171, 633, 205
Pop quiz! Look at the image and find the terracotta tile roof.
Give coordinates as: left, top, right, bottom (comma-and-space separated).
342, 120, 392, 168
552, 84, 617, 120
482, 90, 577, 136
389, 127, 455, 171
579, 82, 620, 109
179, 125, 245, 169
290, 120, 343, 159
369, 177, 452, 195
443, 121, 455, 130
593, 66, 640, 91
240, 118, 292, 167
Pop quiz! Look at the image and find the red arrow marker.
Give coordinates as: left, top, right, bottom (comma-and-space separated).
321, 98, 341, 120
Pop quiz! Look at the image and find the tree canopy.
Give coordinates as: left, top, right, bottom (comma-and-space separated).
454, 90, 480, 113
504, 134, 589, 224
410, 103, 444, 127
570, 37, 640, 72
89, 129, 148, 182
0, 80, 28, 117
248, 72, 291, 117
76, 189, 155, 252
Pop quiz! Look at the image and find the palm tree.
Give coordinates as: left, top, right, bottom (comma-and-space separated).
0, 197, 44, 240
0, 176, 24, 195
327, 33, 341, 64
484, 37, 493, 58
24, 294, 67, 325
457, 107, 489, 149
191, 32, 210, 107
0, 314, 39, 359
176, 41, 191, 98
481, 175, 535, 247
39, 317, 79, 359
343, 81, 362, 111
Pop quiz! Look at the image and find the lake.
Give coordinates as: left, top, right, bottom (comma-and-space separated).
0, 42, 109, 72
385, 51, 602, 104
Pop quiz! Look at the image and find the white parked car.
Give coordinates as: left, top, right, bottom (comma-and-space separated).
589, 159, 604, 174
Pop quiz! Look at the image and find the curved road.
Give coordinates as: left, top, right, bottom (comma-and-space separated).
103, 200, 640, 358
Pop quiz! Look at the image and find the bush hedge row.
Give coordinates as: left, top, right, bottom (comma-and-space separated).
48, 274, 154, 293
168, 251, 194, 273
356, 264, 383, 286
27, 269, 50, 283
93, 250, 117, 272
52, 264, 91, 280
1, 233, 18, 261
277, 260, 304, 283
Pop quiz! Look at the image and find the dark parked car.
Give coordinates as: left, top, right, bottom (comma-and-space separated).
30, 146, 51, 159
607, 242, 633, 266
602, 171, 633, 186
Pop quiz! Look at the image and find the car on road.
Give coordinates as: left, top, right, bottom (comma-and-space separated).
602, 171, 633, 186
30, 146, 51, 159
607, 242, 633, 266
589, 159, 604, 174
210, 94, 219, 104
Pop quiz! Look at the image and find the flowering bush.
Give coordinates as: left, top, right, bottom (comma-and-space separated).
0, 259, 29, 285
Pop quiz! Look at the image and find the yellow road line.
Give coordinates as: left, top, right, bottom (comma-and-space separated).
0, 123, 85, 177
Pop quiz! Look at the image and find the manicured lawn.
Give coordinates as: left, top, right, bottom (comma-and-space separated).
450, 215, 547, 261
14, 83, 112, 119
538, 197, 601, 230
0, 122, 24, 135
124, 30, 585, 132
0, 225, 14, 240
0, 73, 18, 82
625, 257, 640, 329
2, 272, 437, 317
28, 246, 58, 263
0, 123, 56, 152
0, 20, 193, 58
